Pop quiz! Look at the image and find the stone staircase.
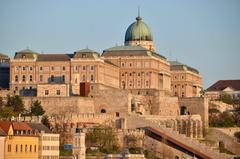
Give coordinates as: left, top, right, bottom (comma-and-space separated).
125, 114, 232, 159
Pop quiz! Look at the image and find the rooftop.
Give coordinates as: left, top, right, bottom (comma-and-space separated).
169, 60, 199, 74
37, 54, 71, 61
206, 80, 240, 92
28, 123, 52, 133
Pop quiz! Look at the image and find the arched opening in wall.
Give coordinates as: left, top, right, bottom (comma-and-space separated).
136, 112, 143, 115
180, 106, 187, 115
101, 109, 106, 113
175, 156, 180, 159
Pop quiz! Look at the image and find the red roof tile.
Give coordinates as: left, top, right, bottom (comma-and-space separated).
206, 80, 240, 91
12, 122, 32, 131
0, 121, 12, 134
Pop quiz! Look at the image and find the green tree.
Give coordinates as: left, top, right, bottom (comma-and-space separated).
31, 100, 45, 116
41, 115, 51, 128
0, 96, 4, 109
234, 131, 240, 142
86, 125, 119, 154
6, 94, 25, 113
0, 107, 17, 119
220, 93, 233, 105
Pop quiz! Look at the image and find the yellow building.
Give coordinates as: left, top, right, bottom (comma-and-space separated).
0, 121, 39, 159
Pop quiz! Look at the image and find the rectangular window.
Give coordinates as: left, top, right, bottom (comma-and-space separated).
39, 66, 43, 71
8, 144, 11, 152
62, 66, 66, 71
56, 90, 60, 95
29, 75, 33, 82
90, 74, 94, 82
40, 75, 43, 82
51, 66, 54, 71
15, 75, 18, 82
90, 65, 94, 71
16, 144, 18, 152
22, 66, 26, 71
82, 74, 86, 81
22, 75, 26, 82
15, 66, 19, 71
45, 90, 49, 96
146, 81, 149, 87
62, 75, 65, 83
75, 65, 78, 71
82, 65, 86, 71
29, 66, 33, 71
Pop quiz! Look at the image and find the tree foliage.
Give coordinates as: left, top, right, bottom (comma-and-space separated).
234, 131, 240, 142
209, 111, 239, 127
86, 125, 119, 154
0, 96, 4, 109
31, 100, 45, 116
6, 94, 25, 113
220, 93, 233, 105
41, 115, 51, 128
0, 107, 17, 119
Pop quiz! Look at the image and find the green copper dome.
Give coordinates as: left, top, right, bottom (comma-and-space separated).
125, 16, 153, 42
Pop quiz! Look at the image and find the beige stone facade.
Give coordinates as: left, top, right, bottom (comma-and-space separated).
169, 61, 202, 98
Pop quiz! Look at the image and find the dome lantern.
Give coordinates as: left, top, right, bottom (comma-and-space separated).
124, 15, 155, 51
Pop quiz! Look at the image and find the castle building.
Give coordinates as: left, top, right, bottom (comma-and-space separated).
9, 15, 202, 98
169, 61, 202, 97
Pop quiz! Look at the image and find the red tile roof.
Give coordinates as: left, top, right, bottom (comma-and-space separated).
12, 122, 32, 131
0, 127, 7, 136
206, 80, 240, 91
0, 121, 12, 134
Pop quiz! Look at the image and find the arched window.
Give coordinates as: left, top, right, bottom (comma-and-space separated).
101, 109, 106, 113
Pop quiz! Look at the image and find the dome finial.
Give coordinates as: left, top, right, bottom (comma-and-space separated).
136, 6, 142, 21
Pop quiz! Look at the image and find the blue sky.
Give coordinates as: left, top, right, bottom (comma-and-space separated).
0, 0, 240, 88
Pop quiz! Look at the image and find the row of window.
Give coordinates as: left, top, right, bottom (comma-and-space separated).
121, 72, 151, 77
7, 144, 37, 153
42, 146, 59, 150
14, 74, 95, 83
74, 65, 94, 71
42, 156, 59, 159
42, 136, 59, 141
45, 90, 61, 96
74, 74, 94, 84
121, 62, 150, 68
121, 80, 149, 88
15, 75, 33, 82
15, 65, 95, 72
15, 66, 33, 71
14, 75, 66, 83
